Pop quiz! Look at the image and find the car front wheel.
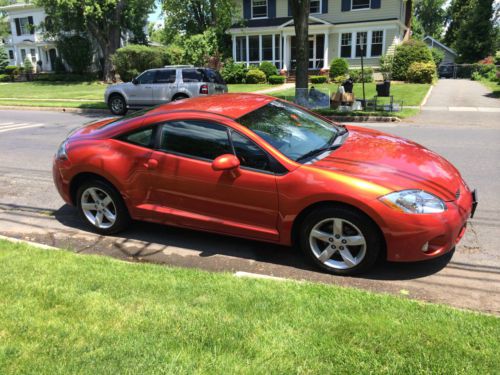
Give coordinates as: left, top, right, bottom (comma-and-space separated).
77, 179, 130, 235
109, 94, 128, 116
299, 206, 381, 275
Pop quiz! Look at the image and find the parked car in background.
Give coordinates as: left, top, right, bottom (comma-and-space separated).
53, 94, 477, 276
105, 66, 228, 115
438, 64, 455, 79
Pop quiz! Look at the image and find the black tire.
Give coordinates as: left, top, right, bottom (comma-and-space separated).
299, 205, 381, 276
108, 94, 128, 116
76, 179, 130, 235
172, 93, 189, 101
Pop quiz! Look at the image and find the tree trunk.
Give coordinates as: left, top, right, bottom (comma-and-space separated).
290, 0, 310, 106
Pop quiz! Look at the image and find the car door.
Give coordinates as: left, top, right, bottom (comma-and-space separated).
126, 70, 155, 106
153, 69, 177, 104
145, 120, 281, 242
181, 69, 204, 97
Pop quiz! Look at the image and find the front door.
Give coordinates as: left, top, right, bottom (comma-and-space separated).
290, 34, 325, 70
127, 70, 155, 106
48, 49, 57, 71
152, 69, 177, 104
143, 120, 280, 242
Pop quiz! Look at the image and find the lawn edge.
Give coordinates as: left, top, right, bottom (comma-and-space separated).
0, 105, 108, 114
0, 234, 59, 251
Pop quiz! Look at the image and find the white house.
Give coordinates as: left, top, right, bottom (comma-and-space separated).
0, 2, 59, 71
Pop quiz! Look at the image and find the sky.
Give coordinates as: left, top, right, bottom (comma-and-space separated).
148, 2, 163, 23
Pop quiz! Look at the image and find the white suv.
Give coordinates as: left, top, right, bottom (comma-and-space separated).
105, 66, 228, 115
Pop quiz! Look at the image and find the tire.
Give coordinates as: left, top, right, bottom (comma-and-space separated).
76, 179, 130, 235
172, 93, 189, 101
108, 94, 128, 116
299, 206, 381, 276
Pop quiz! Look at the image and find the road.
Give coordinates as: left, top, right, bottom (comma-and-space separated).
0, 81, 499, 314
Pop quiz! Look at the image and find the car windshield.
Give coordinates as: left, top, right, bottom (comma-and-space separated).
237, 100, 340, 162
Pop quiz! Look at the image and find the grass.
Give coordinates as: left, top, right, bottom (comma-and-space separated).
228, 84, 274, 93
477, 78, 500, 98
0, 99, 107, 109
0, 239, 499, 374
316, 108, 420, 119
0, 81, 107, 100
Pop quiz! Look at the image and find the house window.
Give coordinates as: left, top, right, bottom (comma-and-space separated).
275, 35, 280, 68
355, 32, 368, 57
235, 36, 247, 62
19, 17, 31, 35
249, 36, 259, 62
310, 0, 321, 14
340, 33, 352, 58
262, 35, 273, 60
371, 30, 383, 56
21, 49, 26, 61
352, 0, 370, 10
8, 50, 14, 59
252, 0, 267, 19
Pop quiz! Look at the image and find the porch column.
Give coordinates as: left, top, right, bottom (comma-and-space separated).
283, 35, 289, 71
232, 35, 236, 62
245, 35, 250, 67
323, 32, 329, 69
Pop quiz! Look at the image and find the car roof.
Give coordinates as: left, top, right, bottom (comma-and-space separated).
146, 93, 275, 120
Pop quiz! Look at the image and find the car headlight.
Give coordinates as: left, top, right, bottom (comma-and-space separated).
379, 190, 446, 214
56, 140, 69, 160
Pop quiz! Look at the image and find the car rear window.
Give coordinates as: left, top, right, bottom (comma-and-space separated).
205, 69, 225, 84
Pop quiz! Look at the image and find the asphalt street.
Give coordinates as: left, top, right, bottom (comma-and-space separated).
0, 80, 499, 313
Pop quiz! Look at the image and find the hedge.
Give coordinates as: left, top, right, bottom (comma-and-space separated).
246, 69, 267, 84
310, 75, 328, 84
407, 62, 436, 83
0, 74, 10, 82
269, 75, 285, 84
221, 60, 248, 84
349, 68, 374, 83
259, 61, 278, 79
112, 44, 166, 82
329, 58, 349, 79
392, 40, 433, 81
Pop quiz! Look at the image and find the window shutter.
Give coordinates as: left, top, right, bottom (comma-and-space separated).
322, 0, 328, 13
341, 0, 351, 11
15, 18, 21, 36
288, 0, 292, 16
269, 0, 276, 18
243, 0, 251, 19
28, 16, 34, 34
371, 0, 381, 9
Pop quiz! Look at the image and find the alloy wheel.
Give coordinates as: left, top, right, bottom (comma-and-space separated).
111, 97, 124, 113
80, 187, 117, 229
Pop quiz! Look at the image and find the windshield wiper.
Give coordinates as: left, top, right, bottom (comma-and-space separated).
296, 144, 342, 163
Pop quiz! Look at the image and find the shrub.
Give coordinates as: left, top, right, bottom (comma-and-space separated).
258, 61, 278, 79
310, 75, 328, 84
23, 58, 34, 73
245, 69, 266, 84
407, 61, 436, 83
54, 56, 66, 73
112, 44, 165, 82
0, 46, 8, 73
57, 35, 93, 74
332, 74, 348, 84
348, 68, 374, 83
392, 39, 433, 80
221, 60, 248, 84
4, 65, 18, 78
430, 48, 445, 67
471, 71, 482, 81
0, 74, 10, 82
268, 75, 285, 84
329, 58, 349, 79
379, 54, 394, 80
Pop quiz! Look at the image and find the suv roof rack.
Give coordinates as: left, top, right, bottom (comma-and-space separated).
163, 65, 195, 68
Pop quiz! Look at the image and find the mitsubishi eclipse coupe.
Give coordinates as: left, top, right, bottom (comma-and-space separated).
53, 94, 478, 275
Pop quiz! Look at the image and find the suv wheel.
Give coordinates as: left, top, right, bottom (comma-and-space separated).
109, 94, 128, 116
299, 206, 381, 275
172, 93, 189, 101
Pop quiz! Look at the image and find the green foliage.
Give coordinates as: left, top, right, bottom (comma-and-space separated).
392, 40, 434, 80
220, 60, 248, 84
33, 73, 98, 82
53, 56, 66, 74
164, 44, 185, 66
23, 58, 34, 73
258, 61, 278, 79
329, 58, 349, 79
112, 44, 165, 82
56, 35, 93, 74
471, 71, 482, 81
407, 61, 436, 83
349, 68, 374, 83
310, 75, 328, 84
379, 54, 394, 80
430, 48, 445, 67
414, 0, 446, 39
0, 73, 10, 82
0, 46, 8, 72
268, 75, 286, 85
245, 69, 266, 84
4, 65, 19, 77
182, 28, 219, 66
495, 51, 500, 65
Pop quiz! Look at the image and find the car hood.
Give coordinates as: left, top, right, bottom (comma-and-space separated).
311, 126, 462, 201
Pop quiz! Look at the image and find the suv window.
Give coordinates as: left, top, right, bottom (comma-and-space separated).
230, 131, 272, 172
137, 70, 156, 84
120, 128, 154, 148
205, 69, 225, 84
160, 121, 231, 160
182, 69, 204, 83
155, 69, 176, 84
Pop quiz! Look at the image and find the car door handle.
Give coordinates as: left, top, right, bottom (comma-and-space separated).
144, 159, 159, 170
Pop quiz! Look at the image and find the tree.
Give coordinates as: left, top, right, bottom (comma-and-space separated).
289, 0, 310, 104
0, 45, 8, 72
414, 0, 446, 39
36, 0, 155, 81
57, 35, 94, 74
445, 0, 495, 62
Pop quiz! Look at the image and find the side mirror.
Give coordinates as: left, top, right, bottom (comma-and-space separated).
212, 154, 240, 171
132, 78, 138, 85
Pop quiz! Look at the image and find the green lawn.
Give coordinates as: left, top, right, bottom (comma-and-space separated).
478, 78, 500, 98
271, 82, 431, 107
0, 81, 106, 100
0, 240, 498, 374
228, 84, 274, 93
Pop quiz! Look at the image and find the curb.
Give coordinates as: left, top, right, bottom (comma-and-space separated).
0, 105, 109, 115
420, 85, 434, 107
0, 234, 59, 250
328, 115, 401, 123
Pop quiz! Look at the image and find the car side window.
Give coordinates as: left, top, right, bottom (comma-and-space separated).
230, 131, 272, 172
120, 128, 154, 148
159, 121, 231, 161
182, 69, 204, 83
155, 69, 176, 84
137, 70, 156, 84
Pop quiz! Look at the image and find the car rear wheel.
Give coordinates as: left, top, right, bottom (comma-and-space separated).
172, 93, 189, 101
109, 94, 128, 116
77, 179, 130, 235
299, 206, 381, 275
